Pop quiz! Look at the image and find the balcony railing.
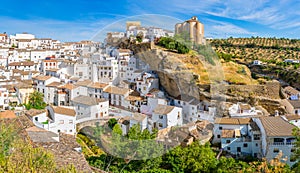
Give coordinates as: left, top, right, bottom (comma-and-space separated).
269, 142, 295, 146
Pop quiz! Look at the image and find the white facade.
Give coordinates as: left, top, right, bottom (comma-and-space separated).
72, 95, 109, 124
46, 106, 76, 135
152, 104, 182, 130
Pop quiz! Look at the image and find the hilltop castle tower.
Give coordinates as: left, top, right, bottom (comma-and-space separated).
175, 16, 205, 45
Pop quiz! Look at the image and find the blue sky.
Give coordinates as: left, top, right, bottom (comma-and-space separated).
0, 0, 299, 41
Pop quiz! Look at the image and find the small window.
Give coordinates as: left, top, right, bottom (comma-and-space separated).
226, 140, 230, 144
70, 130, 72, 132
58, 129, 61, 133
159, 123, 163, 127
217, 135, 220, 138
243, 143, 248, 147
273, 148, 279, 153
69, 120, 73, 124
159, 115, 163, 119
219, 126, 223, 130
227, 147, 231, 151
256, 143, 258, 147
59, 120, 64, 124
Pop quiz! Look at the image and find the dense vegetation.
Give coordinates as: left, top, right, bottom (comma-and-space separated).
24, 91, 47, 110
156, 37, 190, 54
83, 120, 300, 173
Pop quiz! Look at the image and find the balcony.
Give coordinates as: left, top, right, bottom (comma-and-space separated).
269, 142, 295, 146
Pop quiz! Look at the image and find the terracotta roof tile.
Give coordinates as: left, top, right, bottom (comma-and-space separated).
103, 86, 130, 95
153, 104, 175, 115
52, 106, 76, 116
72, 95, 107, 106
0, 110, 17, 119
259, 116, 296, 137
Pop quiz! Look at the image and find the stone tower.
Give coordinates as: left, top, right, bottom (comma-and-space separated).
175, 16, 205, 45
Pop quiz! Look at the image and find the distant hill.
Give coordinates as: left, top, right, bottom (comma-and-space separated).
209, 37, 300, 89
209, 37, 300, 65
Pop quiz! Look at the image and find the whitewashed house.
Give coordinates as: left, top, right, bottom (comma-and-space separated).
119, 113, 148, 135
141, 96, 168, 115
8, 61, 35, 71
253, 60, 262, 65
283, 115, 300, 128
32, 75, 60, 102
72, 95, 109, 123
47, 106, 76, 135
0, 87, 9, 110
253, 116, 297, 166
136, 72, 159, 96
288, 100, 300, 115
283, 86, 300, 100
213, 118, 262, 158
152, 104, 182, 130
103, 86, 130, 108
229, 102, 263, 118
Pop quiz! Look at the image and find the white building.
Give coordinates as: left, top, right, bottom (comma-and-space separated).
0, 87, 9, 109
253, 116, 297, 166
229, 102, 263, 118
152, 104, 182, 130
136, 72, 159, 96
253, 60, 262, 65
283, 115, 300, 128
72, 95, 109, 123
32, 75, 60, 101
103, 86, 130, 108
47, 106, 77, 135
283, 86, 300, 101
213, 118, 261, 158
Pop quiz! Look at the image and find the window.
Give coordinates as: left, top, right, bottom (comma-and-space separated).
227, 147, 231, 151
256, 143, 258, 147
273, 148, 279, 153
69, 120, 73, 124
254, 134, 260, 140
226, 140, 230, 144
59, 120, 64, 124
219, 126, 223, 130
35, 117, 38, 121
159, 123, 163, 127
217, 135, 220, 138
159, 115, 163, 119
77, 105, 80, 110
237, 147, 241, 152
70, 130, 73, 132
243, 143, 248, 147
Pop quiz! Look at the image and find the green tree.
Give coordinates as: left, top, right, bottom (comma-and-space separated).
25, 91, 46, 110
108, 118, 118, 129
292, 127, 300, 171
163, 142, 218, 173
113, 124, 123, 136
